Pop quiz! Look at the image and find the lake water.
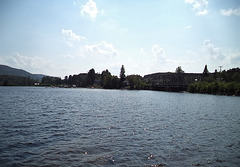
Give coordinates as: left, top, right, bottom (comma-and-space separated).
0, 87, 240, 167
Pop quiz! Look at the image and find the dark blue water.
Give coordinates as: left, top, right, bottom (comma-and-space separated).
0, 87, 240, 167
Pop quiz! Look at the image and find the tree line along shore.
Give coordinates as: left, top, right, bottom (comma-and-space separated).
0, 65, 240, 96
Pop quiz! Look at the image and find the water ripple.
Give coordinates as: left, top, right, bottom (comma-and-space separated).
0, 87, 240, 166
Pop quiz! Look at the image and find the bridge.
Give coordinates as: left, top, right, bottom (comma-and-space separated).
144, 72, 203, 91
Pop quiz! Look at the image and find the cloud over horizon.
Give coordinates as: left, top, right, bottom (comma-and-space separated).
0, 52, 53, 74
203, 40, 225, 61
152, 45, 166, 63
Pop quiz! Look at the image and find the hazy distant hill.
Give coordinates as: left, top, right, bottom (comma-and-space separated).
0, 65, 45, 81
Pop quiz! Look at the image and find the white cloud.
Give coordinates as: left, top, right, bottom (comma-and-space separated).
62, 29, 85, 41
81, 0, 98, 19
62, 29, 85, 47
135, 46, 198, 74
65, 41, 74, 48
220, 7, 240, 16
185, 0, 208, 16
139, 48, 148, 56
184, 25, 192, 29
1, 52, 53, 74
63, 54, 74, 59
142, 45, 175, 64
73, 1, 77, 6
187, 50, 196, 55
185, 0, 195, 3
230, 51, 240, 63
81, 41, 118, 57
152, 45, 166, 63
203, 40, 225, 60
197, 9, 208, 16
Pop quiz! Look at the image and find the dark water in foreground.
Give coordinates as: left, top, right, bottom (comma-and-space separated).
0, 87, 240, 167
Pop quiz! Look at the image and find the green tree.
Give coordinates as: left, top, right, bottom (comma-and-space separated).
68, 75, 73, 85
127, 75, 147, 89
87, 68, 95, 86
3, 80, 8, 86
101, 69, 111, 87
41, 76, 61, 86
101, 69, 119, 89
119, 65, 126, 88
78, 74, 87, 87
203, 65, 209, 77
103, 74, 112, 88
103, 74, 119, 89
0, 75, 37, 86
175, 66, 184, 73
111, 76, 119, 89
64, 76, 68, 85
72, 75, 78, 85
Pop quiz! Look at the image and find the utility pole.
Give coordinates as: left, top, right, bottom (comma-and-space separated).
219, 66, 223, 72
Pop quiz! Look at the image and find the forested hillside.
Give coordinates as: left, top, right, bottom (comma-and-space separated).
0, 65, 45, 81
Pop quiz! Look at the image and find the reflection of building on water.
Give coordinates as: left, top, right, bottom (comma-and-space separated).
144, 72, 205, 91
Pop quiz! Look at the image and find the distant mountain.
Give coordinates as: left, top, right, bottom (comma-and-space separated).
0, 65, 45, 81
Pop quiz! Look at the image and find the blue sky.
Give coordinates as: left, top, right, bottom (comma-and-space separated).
1, 0, 240, 77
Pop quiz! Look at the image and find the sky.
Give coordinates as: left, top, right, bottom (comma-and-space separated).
0, 0, 240, 78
